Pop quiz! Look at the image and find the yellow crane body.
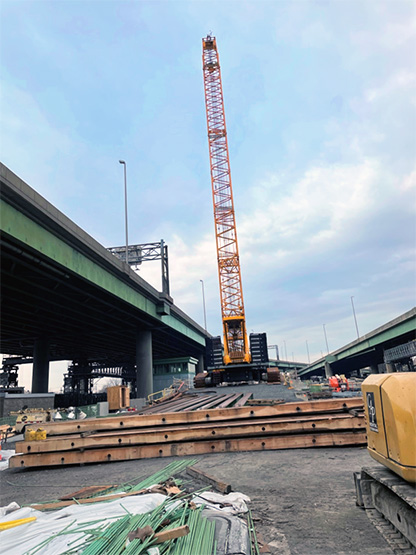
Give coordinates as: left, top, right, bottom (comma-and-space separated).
202, 35, 251, 365
362, 372, 416, 483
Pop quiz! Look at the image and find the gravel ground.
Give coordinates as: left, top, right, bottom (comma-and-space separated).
1, 384, 391, 554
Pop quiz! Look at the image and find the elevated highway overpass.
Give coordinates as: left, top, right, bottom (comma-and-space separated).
0, 163, 209, 397
298, 308, 416, 379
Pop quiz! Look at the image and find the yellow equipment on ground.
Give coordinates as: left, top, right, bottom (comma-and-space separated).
362, 372, 416, 483
357, 372, 416, 552
11, 408, 52, 433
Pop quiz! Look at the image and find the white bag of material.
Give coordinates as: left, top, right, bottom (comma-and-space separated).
0, 450, 15, 471
0, 502, 20, 517
193, 491, 251, 514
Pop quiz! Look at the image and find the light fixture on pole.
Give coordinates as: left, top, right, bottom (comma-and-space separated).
351, 296, 360, 339
119, 160, 129, 263
200, 279, 207, 331
323, 324, 330, 354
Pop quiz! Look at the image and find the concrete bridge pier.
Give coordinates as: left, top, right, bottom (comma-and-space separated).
136, 330, 153, 398
197, 355, 205, 373
32, 338, 50, 393
370, 364, 380, 374
324, 360, 333, 378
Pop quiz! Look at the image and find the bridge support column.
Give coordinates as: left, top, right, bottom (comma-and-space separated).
197, 356, 204, 373
324, 361, 333, 378
32, 338, 50, 393
370, 364, 379, 374
385, 362, 395, 373
136, 330, 153, 398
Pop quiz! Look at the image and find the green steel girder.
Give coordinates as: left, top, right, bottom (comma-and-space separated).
299, 310, 416, 376
0, 199, 205, 347
334, 316, 416, 361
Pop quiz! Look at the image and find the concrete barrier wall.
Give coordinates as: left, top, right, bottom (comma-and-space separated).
0, 393, 55, 418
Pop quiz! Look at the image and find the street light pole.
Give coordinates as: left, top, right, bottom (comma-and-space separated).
200, 279, 207, 331
323, 324, 330, 354
119, 160, 128, 263
351, 296, 360, 339
306, 340, 310, 364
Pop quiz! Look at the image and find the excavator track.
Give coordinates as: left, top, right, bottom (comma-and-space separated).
355, 467, 416, 554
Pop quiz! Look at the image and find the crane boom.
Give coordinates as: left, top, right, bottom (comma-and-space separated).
202, 35, 251, 365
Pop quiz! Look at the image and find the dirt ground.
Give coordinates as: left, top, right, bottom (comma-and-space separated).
1, 449, 392, 554
0, 384, 393, 554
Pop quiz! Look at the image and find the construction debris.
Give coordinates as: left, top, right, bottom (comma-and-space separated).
186, 466, 232, 494
9, 398, 365, 469
0, 459, 255, 555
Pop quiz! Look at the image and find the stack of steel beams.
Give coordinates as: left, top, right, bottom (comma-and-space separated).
138, 391, 252, 414
10, 398, 366, 469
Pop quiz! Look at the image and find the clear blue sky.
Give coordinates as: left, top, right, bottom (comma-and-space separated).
1, 0, 415, 390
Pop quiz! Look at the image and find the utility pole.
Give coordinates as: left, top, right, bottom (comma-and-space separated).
119, 160, 128, 263
306, 340, 310, 364
200, 280, 207, 331
351, 296, 360, 339
323, 324, 329, 354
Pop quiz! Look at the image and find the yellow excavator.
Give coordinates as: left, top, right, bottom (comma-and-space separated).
357, 372, 416, 552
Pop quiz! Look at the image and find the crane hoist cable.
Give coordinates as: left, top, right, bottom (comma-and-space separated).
202, 34, 251, 365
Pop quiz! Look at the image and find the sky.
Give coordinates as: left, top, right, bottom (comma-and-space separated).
1, 0, 415, 392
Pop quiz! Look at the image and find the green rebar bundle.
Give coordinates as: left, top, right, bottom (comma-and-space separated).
163, 506, 216, 555
24, 460, 218, 555
90, 458, 197, 498
247, 508, 260, 555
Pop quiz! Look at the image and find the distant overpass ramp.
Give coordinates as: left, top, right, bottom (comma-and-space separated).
298, 308, 416, 379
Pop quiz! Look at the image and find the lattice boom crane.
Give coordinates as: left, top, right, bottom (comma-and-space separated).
202, 35, 251, 365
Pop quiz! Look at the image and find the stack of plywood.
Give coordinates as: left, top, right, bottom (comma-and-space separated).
9, 398, 365, 469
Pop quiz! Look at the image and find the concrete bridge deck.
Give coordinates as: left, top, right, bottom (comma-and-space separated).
0, 163, 209, 395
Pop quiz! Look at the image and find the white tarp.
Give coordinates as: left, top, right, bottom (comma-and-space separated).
0, 493, 166, 555
0, 489, 250, 553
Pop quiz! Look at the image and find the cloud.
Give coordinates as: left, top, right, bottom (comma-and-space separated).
402, 170, 416, 192
351, 18, 415, 53
365, 70, 416, 103
239, 159, 379, 258
138, 233, 220, 327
